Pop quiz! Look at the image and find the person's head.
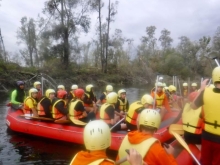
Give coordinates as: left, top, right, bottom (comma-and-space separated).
118, 89, 126, 99
137, 109, 161, 134
71, 84, 78, 91
168, 85, 176, 94
86, 84, 94, 93
29, 88, 38, 98
74, 88, 85, 100
191, 83, 197, 90
155, 82, 163, 93
57, 90, 67, 99
141, 94, 153, 108
45, 89, 55, 100
84, 120, 111, 151
106, 92, 118, 104
212, 66, 220, 88
57, 85, 65, 91
33, 81, 41, 89
16, 81, 25, 89
106, 85, 113, 94
183, 82, 188, 89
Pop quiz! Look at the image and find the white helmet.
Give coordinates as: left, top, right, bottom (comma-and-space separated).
106, 85, 113, 92
155, 82, 163, 87
139, 109, 161, 129
71, 84, 78, 90
57, 85, 65, 90
118, 89, 126, 96
33, 81, 41, 88
29, 88, 38, 96
84, 120, 111, 151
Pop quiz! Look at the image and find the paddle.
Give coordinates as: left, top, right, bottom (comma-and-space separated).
110, 117, 125, 131
55, 119, 87, 125
170, 130, 201, 165
115, 157, 127, 165
169, 124, 184, 135
20, 115, 54, 121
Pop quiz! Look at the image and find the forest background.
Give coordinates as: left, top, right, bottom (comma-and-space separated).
0, 0, 220, 89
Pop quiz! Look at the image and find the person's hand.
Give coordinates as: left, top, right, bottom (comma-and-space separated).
200, 79, 209, 91
126, 149, 148, 165
164, 144, 175, 155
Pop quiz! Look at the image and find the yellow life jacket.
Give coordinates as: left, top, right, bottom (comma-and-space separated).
125, 101, 143, 125
37, 97, 47, 115
69, 99, 84, 121
23, 96, 37, 114
118, 135, 158, 165
182, 103, 202, 134
51, 99, 65, 119
118, 98, 128, 112
100, 103, 112, 124
183, 89, 188, 97
155, 93, 165, 108
70, 153, 115, 165
203, 88, 220, 135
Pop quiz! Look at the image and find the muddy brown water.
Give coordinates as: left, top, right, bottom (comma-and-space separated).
0, 86, 154, 165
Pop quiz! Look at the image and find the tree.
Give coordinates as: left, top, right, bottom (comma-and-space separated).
159, 29, 173, 50
43, 0, 91, 69
17, 17, 38, 67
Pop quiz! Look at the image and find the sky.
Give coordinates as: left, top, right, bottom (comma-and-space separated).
1, 0, 220, 54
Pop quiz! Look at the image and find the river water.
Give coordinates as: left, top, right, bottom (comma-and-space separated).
0, 86, 149, 165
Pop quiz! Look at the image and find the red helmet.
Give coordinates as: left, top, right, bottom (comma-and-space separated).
74, 89, 85, 98
188, 91, 198, 102
57, 90, 67, 99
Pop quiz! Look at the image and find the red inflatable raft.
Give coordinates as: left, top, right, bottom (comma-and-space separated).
6, 108, 181, 151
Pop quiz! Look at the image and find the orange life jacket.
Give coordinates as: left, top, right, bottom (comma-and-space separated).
51, 99, 66, 119
37, 97, 47, 116
23, 96, 37, 114
84, 93, 94, 107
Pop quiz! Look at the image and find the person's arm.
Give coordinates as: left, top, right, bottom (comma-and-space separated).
191, 79, 208, 109
55, 101, 68, 115
11, 90, 21, 104
75, 102, 87, 118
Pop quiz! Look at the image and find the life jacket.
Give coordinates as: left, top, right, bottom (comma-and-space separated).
15, 89, 26, 103
37, 97, 47, 115
126, 101, 143, 125
23, 96, 37, 114
51, 99, 66, 119
70, 152, 115, 165
37, 89, 42, 101
169, 94, 178, 108
203, 88, 220, 135
100, 103, 113, 124
101, 92, 107, 104
118, 98, 128, 112
118, 135, 158, 165
152, 92, 165, 108
182, 103, 203, 134
69, 99, 84, 120
70, 91, 75, 99
183, 89, 188, 98
84, 92, 94, 107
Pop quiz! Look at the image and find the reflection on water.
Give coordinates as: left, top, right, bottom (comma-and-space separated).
0, 86, 149, 165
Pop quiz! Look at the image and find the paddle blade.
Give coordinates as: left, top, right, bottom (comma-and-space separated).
169, 124, 184, 135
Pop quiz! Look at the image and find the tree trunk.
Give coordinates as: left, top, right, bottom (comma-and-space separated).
98, 0, 104, 72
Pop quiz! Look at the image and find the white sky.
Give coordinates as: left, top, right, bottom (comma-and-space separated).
1, 0, 220, 54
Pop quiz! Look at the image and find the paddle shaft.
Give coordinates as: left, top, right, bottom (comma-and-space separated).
189, 152, 201, 165
110, 117, 125, 131
115, 157, 127, 165
153, 75, 159, 109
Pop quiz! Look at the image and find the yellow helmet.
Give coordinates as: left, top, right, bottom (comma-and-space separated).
106, 92, 118, 104
106, 85, 113, 92
155, 82, 163, 87
191, 83, 197, 87
118, 89, 126, 96
71, 84, 78, 90
168, 85, 176, 92
45, 89, 55, 98
141, 94, 153, 105
183, 83, 188, 87
57, 85, 65, 90
86, 84, 94, 92
29, 88, 38, 96
33, 81, 41, 88
139, 109, 161, 129
83, 120, 111, 151
212, 66, 220, 83
162, 83, 167, 87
